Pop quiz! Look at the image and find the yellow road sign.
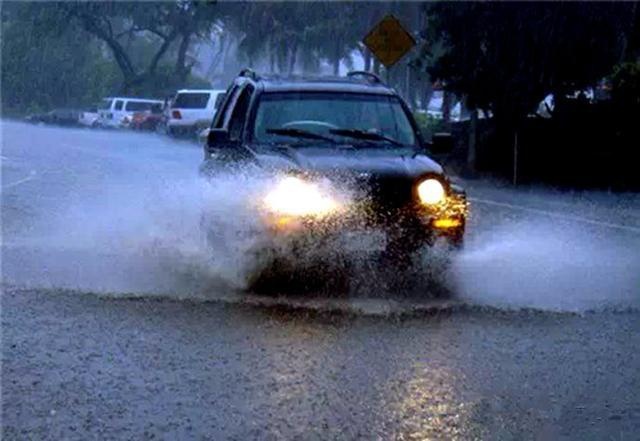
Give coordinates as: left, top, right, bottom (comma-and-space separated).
363, 15, 416, 68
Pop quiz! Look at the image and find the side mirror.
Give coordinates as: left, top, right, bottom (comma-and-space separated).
207, 128, 231, 150
429, 132, 454, 155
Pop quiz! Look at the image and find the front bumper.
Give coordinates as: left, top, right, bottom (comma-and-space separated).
167, 120, 209, 130
262, 190, 468, 242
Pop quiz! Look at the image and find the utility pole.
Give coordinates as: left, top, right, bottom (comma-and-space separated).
513, 131, 519, 186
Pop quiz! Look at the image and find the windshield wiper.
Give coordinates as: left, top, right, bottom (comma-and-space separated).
266, 127, 336, 143
329, 128, 403, 147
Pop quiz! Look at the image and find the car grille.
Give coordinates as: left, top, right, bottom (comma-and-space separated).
366, 176, 414, 208
349, 175, 417, 225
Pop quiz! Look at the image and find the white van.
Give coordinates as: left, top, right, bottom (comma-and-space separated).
167, 89, 226, 136
98, 97, 164, 128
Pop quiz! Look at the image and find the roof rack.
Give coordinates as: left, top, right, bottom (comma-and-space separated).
346, 70, 383, 84
238, 68, 259, 80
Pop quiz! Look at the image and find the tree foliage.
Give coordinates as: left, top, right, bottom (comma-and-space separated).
2, 0, 638, 123
423, 2, 637, 121
60, 1, 220, 92
1, 2, 121, 114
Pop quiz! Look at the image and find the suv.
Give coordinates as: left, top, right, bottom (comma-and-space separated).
98, 97, 164, 128
167, 89, 226, 137
200, 69, 467, 268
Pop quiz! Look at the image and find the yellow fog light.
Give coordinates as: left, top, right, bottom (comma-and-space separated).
417, 178, 446, 205
264, 176, 338, 217
433, 218, 462, 229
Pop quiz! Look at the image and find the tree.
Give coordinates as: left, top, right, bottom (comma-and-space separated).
61, 1, 220, 93
1, 2, 121, 113
424, 2, 635, 121
421, 2, 637, 173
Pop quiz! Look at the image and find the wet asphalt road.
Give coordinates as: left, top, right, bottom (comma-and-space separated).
2, 121, 640, 439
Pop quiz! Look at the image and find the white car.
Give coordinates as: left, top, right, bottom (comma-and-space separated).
98, 97, 164, 128
79, 107, 99, 127
167, 89, 226, 137
424, 91, 462, 121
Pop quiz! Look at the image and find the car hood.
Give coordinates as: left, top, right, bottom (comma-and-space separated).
254, 146, 443, 180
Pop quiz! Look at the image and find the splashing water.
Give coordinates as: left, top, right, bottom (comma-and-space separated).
3, 123, 639, 314
450, 212, 640, 312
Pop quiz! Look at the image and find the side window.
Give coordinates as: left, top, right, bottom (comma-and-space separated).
213, 85, 239, 129
228, 85, 254, 141
114, 100, 124, 111
125, 101, 151, 112
214, 92, 226, 110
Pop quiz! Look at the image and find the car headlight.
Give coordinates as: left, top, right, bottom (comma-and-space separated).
264, 176, 338, 217
417, 178, 446, 205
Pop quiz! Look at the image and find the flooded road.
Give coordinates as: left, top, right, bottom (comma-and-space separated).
2, 120, 640, 439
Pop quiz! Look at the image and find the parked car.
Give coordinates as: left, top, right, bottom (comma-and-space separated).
167, 89, 226, 137
130, 103, 165, 131
97, 97, 164, 129
200, 69, 468, 280
424, 90, 462, 121
25, 108, 81, 126
78, 107, 100, 127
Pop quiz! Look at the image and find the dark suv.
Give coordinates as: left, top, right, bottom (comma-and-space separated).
200, 69, 467, 266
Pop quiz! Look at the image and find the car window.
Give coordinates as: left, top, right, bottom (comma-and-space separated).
253, 92, 416, 146
213, 85, 240, 129
214, 92, 226, 110
173, 93, 210, 109
228, 85, 254, 141
125, 101, 155, 111
114, 100, 123, 111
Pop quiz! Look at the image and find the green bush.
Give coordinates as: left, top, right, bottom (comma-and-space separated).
413, 112, 449, 139
610, 61, 640, 107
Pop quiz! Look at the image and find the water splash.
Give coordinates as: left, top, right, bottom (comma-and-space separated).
3, 123, 639, 314
450, 218, 640, 312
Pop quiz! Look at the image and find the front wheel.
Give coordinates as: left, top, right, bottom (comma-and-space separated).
381, 227, 433, 270
446, 226, 465, 250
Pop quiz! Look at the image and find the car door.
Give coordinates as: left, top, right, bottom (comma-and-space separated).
203, 84, 254, 162
113, 99, 125, 124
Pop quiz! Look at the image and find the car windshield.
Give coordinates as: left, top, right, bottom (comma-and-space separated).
173, 92, 210, 109
253, 92, 416, 146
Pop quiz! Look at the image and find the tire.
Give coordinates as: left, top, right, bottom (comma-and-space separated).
246, 251, 291, 293
381, 226, 432, 271
447, 227, 465, 250
246, 235, 350, 295
443, 219, 465, 250
156, 123, 167, 135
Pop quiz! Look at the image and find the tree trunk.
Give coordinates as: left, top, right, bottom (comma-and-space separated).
207, 33, 227, 78
422, 80, 433, 110
288, 41, 298, 75
175, 32, 192, 84
442, 90, 452, 122
333, 39, 342, 76
269, 46, 275, 74
404, 66, 412, 108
